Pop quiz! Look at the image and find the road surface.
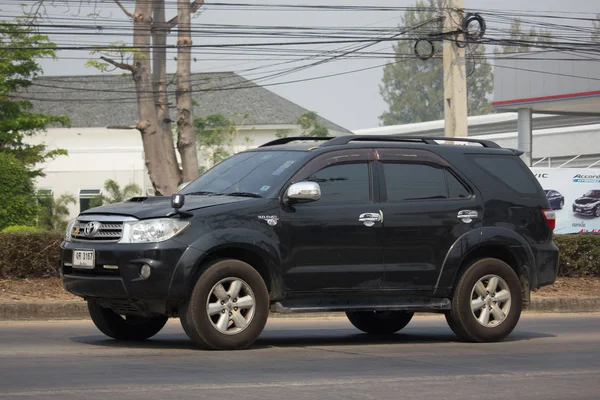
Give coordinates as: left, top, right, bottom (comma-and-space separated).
0, 313, 599, 399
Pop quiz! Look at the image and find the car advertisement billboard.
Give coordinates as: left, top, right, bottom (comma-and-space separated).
530, 167, 600, 234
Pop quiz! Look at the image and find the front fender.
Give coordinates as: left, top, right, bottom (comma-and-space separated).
167, 228, 282, 300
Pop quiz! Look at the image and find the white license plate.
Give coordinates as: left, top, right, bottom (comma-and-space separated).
73, 250, 95, 269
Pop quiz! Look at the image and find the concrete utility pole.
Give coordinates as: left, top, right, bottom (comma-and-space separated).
442, 0, 468, 138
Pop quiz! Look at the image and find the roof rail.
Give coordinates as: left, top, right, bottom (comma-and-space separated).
259, 136, 335, 148
319, 135, 501, 149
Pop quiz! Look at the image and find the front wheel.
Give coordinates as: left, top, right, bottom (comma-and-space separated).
445, 258, 522, 343
346, 310, 414, 334
180, 259, 269, 350
87, 300, 168, 340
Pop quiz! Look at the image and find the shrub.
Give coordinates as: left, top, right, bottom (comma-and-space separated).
553, 235, 600, 277
0, 232, 62, 278
2, 225, 43, 233
0, 232, 599, 280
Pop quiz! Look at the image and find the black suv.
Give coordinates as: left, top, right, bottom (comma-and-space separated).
60, 136, 559, 350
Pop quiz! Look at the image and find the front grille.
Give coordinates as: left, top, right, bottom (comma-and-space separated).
69, 215, 136, 242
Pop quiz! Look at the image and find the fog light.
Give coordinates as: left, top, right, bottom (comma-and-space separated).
140, 264, 151, 279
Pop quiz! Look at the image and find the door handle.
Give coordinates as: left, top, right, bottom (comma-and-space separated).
458, 210, 478, 223
359, 211, 383, 227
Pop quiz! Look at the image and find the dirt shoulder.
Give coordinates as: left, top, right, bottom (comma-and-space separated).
1, 277, 599, 303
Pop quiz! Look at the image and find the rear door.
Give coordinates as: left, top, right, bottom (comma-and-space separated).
376, 148, 483, 293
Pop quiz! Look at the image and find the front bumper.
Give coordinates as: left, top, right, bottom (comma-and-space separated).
573, 206, 596, 215
60, 240, 205, 314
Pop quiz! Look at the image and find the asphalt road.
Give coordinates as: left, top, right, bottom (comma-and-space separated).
0, 313, 599, 400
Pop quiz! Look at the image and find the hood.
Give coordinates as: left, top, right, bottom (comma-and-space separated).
574, 197, 600, 205
79, 195, 249, 219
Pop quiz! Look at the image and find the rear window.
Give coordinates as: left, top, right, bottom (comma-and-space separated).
469, 154, 540, 195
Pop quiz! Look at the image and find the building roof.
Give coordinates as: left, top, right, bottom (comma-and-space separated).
21, 72, 351, 133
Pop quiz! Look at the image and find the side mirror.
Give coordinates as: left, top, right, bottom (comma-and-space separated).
285, 181, 321, 204
171, 193, 185, 210
177, 182, 191, 193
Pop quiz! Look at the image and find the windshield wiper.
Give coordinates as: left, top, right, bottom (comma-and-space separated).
185, 191, 217, 196
220, 192, 263, 198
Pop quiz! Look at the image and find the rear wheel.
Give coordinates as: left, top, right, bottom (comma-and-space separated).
445, 258, 522, 342
595, 207, 600, 217
87, 300, 168, 340
346, 310, 414, 334
180, 259, 269, 350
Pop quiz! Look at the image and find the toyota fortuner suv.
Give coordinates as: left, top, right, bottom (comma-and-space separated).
60, 135, 559, 350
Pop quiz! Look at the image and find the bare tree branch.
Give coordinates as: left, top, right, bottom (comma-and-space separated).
113, 0, 134, 19
100, 56, 134, 71
164, 0, 204, 31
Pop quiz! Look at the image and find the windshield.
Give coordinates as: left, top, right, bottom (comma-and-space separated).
182, 151, 307, 197
584, 190, 600, 198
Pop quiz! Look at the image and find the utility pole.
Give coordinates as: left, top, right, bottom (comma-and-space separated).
442, 0, 468, 138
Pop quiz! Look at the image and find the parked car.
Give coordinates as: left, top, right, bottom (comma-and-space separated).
60, 135, 559, 350
544, 189, 564, 210
573, 189, 600, 217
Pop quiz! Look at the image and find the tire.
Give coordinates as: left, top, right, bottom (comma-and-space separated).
346, 310, 414, 334
180, 259, 269, 350
559, 200, 564, 210
445, 258, 522, 343
87, 300, 168, 340
595, 207, 600, 218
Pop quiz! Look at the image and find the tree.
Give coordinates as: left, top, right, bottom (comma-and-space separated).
379, 0, 493, 125
0, 153, 39, 231
0, 21, 69, 177
90, 179, 142, 207
495, 19, 554, 54
296, 112, 329, 137
195, 113, 252, 171
37, 193, 77, 231
28, 1, 204, 195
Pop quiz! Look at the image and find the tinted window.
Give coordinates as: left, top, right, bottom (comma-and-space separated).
383, 163, 447, 201
183, 151, 306, 196
306, 163, 370, 205
470, 155, 540, 195
447, 171, 470, 198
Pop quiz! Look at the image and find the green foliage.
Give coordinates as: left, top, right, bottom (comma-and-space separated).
0, 21, 69, 177
297, 112, 329, 137
379, 0, 493, 125
0, 231, 62, 278
495, 19, 554, 54
37, 193, 77, 232
2, 225, 43, 233
85, 41, 141, 72
275, 129, 290, 139
195, 113, 252, 168
90, 179, 141, 207
553, 235, 600, 277
0, 153, 39, 231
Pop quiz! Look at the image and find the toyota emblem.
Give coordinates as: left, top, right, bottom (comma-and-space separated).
83, 221, 101, 237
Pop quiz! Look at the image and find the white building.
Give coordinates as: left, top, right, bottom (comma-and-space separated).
23, 72, 351, 218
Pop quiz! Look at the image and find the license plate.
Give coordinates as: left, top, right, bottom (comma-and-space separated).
73, 250, 95, 269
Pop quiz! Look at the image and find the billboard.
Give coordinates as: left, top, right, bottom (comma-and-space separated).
530, 167, 600, 234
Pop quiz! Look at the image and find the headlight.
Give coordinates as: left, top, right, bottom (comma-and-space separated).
64, 219, 77, 242
119, 218, 190, 243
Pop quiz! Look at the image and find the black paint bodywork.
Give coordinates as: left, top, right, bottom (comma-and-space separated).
60, 140, 559, 316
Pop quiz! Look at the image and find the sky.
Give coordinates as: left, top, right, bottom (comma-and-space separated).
1, 0, 597, 131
